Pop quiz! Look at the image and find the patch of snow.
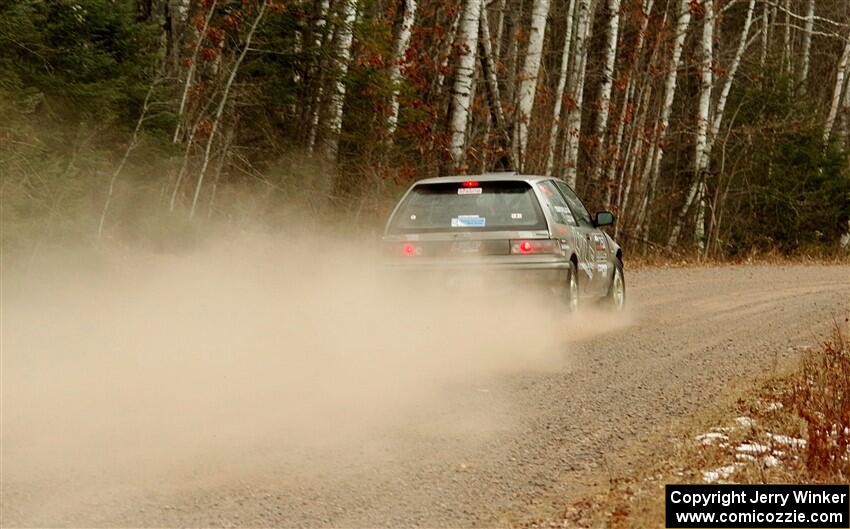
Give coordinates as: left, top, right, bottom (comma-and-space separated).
766, 433, 806, 448
735, 416, 756, 428
765, 402, 783, 411
736, 453, 756, 461
703, 464, 740, 483
696, 432, 729, 444
737, 443, 771, 454
763, 455, 781, 467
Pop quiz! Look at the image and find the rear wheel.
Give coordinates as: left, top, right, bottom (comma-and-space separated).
565, 260, 579, 313
605, 261, 626, 310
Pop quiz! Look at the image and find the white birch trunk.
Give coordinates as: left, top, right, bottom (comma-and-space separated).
189, 1, 267, 218
306, 0, 332, 153
823, 30, 850, 145
173, 0, 217, 144
606, 0, 652, 208
544, 0, 577, 175
783, 0, 791, 75
324, 0, 359, 163
562, 0, 595, 188
515, 0, 552, 169
98, 85, 155, 239
449, 0, 483, 171
591, 0, 621, 184
387, 0, 418, 137
637, 0, 691, 235
667, 0, 714, 250
799, 0, 815, 89
708, 0, 756, 154
479, 9, 511, 161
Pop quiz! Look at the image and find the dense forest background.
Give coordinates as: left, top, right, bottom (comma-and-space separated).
2, 0, 849, 258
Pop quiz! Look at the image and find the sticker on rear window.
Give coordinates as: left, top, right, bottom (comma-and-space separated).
458, 187, 482, 195
511, 213, 523, 219
451, 215, 486, 227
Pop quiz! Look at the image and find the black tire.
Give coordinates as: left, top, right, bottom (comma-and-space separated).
564, 260, 580, 313
604, 260, 626, 310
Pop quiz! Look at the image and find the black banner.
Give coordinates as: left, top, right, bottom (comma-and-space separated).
666, 484, 849, 528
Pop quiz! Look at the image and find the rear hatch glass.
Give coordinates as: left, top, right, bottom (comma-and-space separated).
388, 180, 547, 233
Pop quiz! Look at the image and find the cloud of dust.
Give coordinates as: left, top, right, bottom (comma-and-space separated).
1, 228, 631, 523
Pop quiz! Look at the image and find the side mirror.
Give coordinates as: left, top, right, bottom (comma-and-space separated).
594, 211, 615, 227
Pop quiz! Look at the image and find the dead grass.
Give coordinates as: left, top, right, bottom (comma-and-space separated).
543, 325, 850, 529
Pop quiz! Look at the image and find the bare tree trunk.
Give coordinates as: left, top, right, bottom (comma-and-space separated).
189, 1, 267, 218
324, 0, 359, 163
799, 0, 815, 90
591, 0, 621, 184
515, 0, 552, 169
173, 0, 217, 144
449, 0, 483, 171
667, 0, 714, 251
387, 0, 418, 137
708, 0, 756, 153
479, 9, 512, 166
637, 0, 691, 237
307, 0, 333, 153
759, 0, 768, 69
98, 85, 156, 239
605, 0, 653, 209
544, 0, 577, 176
783, 0, 792, 75
436, 9, 462, 95
562, 0, 595, 188
824, 29, 850, 144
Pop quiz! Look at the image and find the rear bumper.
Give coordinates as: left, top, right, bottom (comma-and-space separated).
380, 258, 569, 287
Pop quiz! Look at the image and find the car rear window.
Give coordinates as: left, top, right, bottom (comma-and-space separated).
388, 180, 547, 233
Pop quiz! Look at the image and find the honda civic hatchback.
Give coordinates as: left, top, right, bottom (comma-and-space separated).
382, 173, 625, 311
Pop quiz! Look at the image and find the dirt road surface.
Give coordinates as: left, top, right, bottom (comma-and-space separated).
3, 263, 848, 527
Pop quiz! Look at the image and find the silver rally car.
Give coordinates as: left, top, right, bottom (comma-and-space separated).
382, 172, 625, 311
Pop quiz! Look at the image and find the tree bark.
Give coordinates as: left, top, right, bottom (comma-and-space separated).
591, 0, 621, 184
544, 0, 577, 176
323, 0, 359, 163
799, 0, 815, 90
823, 30, 850, 145
515, 0, 552, 169
387, 0, 418, 137
479, 9, 512, 167
636, 0, 691, 238
667, 0, 714, 251
448, 0, 483, 171
562, 0, 595, 188
189, 0, 267, 218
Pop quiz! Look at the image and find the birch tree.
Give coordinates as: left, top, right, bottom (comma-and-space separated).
448, 0, 483, 171
667, 0, 714, 250
479, 9, 512, 166
515, 0, 552, 169
324, 0, 359, 163
823, 30, 850, 145
387, 0, 418, 137
636, 0, 692, 234
590, 0, 621, 184
562, 0, 595, 187
545, 0, 577, 175
799, 0, 815, 90
189, 0, 267, 218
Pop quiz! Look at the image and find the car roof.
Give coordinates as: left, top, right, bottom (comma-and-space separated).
413, 172, 558, 185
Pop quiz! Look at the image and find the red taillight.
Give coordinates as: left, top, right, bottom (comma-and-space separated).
403, 243, 418, 256
461, 180, 479, 188
510, 239, 559, 255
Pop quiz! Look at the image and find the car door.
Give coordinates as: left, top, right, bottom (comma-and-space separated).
535, 180, 589, 287
552, 180, 609, 294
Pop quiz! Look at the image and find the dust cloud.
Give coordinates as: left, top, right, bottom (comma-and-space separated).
1, 229, 630, 524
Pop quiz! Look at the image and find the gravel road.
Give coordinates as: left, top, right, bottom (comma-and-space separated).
3, 264, 848, 528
